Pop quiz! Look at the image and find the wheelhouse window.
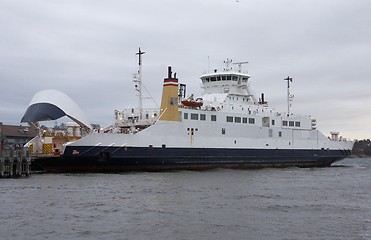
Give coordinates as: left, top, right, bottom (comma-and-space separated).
289, 121, 294, 127
211, 115, 217, 121
191, 113, 198, 120
295, 121, 300, 127
235, 117, 241, 123
248, 118, 255, 124
200, 114, 206, 121
283, 120, 288, 126
226, 116, 233, 122
243, 117, 247, 124
184, 113, 188, 120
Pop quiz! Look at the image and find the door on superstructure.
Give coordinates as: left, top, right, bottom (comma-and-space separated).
262, 117, 270, 127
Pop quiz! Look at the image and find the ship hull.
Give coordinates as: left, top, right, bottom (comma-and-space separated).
31, 146, 351, 173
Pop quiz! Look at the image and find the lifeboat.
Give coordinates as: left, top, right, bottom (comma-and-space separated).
181, 100, 203, 108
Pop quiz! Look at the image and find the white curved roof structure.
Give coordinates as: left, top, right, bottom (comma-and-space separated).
21, 89, 91, 130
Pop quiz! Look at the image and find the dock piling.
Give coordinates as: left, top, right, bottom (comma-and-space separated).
0, 147, 31, 178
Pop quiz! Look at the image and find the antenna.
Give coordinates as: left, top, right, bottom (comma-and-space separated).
284, 76, 293, 116
136, 47, 145, 66
233, 61, 249, 73
223, 58, 233, 71
134, 47, 145, 120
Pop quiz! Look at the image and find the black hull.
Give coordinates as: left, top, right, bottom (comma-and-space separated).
31, 146, 352, 173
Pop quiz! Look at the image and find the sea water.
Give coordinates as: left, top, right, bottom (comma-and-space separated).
0, 158, 370, 240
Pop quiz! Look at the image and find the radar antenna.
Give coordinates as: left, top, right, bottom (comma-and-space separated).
233, 61, 249, 73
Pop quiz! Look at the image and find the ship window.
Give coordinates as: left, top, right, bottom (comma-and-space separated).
283, 120, 288, 126
242, 77, 248, 82
243, 117, 247, 123
272, 119, 275, 126
191, 113, 198, 120
184, 113, 188, 119
295, 121, 300, 127
226, 76, 232, 81
210, 77, 216, 82
217, 76, 221, 81
222, 128, 226, 135
289, 121, 294, 127
269, 129, 273, 137
279, 131, 282, 137
222, 76, 226, 81
249, 118, 255, 124
200, 114, 206, 121
226, 116, 233, 122
211, 115, 217, 121
232, 76, 238, 81
235, 117, 241, 123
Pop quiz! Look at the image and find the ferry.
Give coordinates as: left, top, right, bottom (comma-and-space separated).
24, 51, 353, 172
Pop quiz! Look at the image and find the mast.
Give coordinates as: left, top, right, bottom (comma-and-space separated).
135, 47, 145, 120
223, 58, 233, 71
284, 76, 293, 116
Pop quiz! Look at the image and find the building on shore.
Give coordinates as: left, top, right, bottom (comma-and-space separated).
0, 122, 38, 150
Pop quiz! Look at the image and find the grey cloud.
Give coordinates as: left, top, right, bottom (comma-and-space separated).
0, 0, 370, 139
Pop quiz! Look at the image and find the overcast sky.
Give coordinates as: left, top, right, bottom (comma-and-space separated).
0, 0, 370, 140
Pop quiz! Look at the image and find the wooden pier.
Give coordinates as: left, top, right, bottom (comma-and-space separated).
0, 148, 31, 178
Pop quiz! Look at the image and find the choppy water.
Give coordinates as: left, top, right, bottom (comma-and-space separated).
1, 158, 370, 240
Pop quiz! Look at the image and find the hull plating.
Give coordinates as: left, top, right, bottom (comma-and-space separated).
32, 146, 351, 173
